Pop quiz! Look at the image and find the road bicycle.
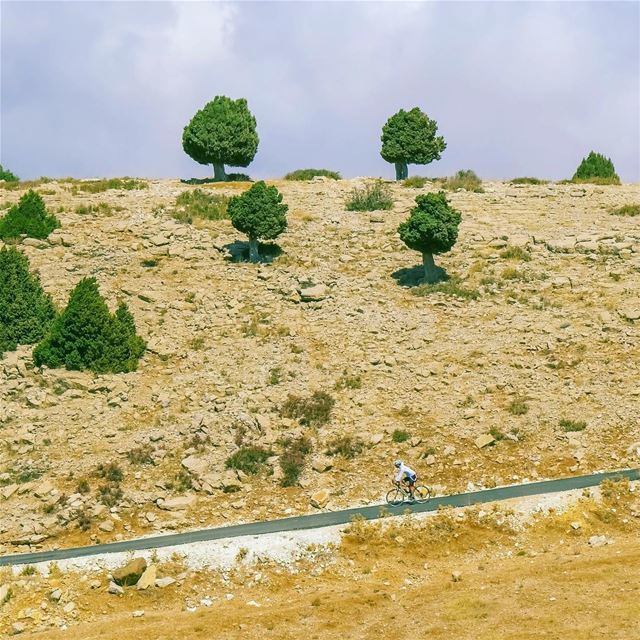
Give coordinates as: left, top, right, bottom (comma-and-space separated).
385, 481, 431, 506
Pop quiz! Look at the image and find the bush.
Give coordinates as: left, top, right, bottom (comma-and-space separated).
0, 190, 60, 240
33, 277, 145, 373
398, 191, 462, 283
171, 189, 229, 223
127, 445, 155, 466
70, 178, 148, 194
325, 435, 364, 459
0, 165, 19, 182
559, 418, 587, 432
280, 436, 312, 487
345, 180, 393, 211
97, 483, 123, 507
508, 397, 529, 415
442, 170, 483, 193
228, 181, 288, 262
402, 176, 428, 188
510, 177, 548, 185
610, 204, 639, 217
183, 96, 259, 182
74, 202, 119, 216
0, 247, 56, 356
500, 246, 531, 261
334, 370, 362, 390
392, 429, 410, 443
96, 462, 124, 482
572, 152, 620, 184
225, 446, 272, 475
281, 391, 335, 427
284, 169, 341, 181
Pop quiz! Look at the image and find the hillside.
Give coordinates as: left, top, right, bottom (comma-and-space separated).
0, 177, 639, 554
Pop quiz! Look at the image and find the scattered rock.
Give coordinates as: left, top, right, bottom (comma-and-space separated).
181, 456, 208, 478
155, 576, 176, 588
49, 589, 62, 602
98, 520, 115, 533
136, 565, 157, 590
108, 581, 124, 595
112, 557, 147, 586
370, 433, 384, 445
0, 583, 10, 605
63, 601, 76, 613
475, 434, 495, 449
310, 489, 331, 509
299, 284, 329, 302
451, 571, 462, 582
132, 610, 145, 618
311, 457, 333, 473
158, 495, 197, 511
11, 622, 25, 635
588, 535, 609, 548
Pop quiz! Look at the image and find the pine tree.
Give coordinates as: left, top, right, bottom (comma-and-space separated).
0, 190, 60, 240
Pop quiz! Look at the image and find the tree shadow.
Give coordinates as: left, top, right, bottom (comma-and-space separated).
181, 174, 253, 185
391, 264, 449, 288
222, 240, 283, 264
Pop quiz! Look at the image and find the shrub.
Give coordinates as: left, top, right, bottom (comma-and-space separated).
572, 152, 620, 184
225, 446, 272, 475
381, 107, 446, 180
127, 445, 155, 466
182, 96, 259, 182
508, 397, 529, 415
141, 258, 158, 268
610, 204, 639, 217
334, 370, 362, 390
0, 247, 56, 356
325, 435, 364, 459
559, 418, 587, 432
33, 277, 145, 373
0, 190, 60, 240
280, 436, 312, 487
442, 170, 483, 193
345, 180, 393, 211
171, 189, 229, 223
398, 191, 462, 283
510, 177, 548, 185
0, 165, 19, 182
500, 246, 531, 261
228, 181, 288, 262
284, 169, 341, 181
402, 176, 428, 188
413, 277, 479, 300
70, 178, 148, 194
96, 462, 124, 482
392, 429, 410, 443
76, 479, 90, 494
97, 483, 123, 507
281, 391, 335, 427
74, 202, 119, 216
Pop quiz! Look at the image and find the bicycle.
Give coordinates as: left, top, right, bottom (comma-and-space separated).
386, 481, 431, 506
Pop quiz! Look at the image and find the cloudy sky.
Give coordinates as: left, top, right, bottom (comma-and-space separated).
1, 1, 638, 181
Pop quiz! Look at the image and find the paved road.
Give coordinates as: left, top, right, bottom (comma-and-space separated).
1, 468, 637, 568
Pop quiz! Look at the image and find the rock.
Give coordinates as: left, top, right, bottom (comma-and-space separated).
451, 571, 462, 582
158, 495, 196, 511
570, 522, 581, 530
132, 610, 145, 618
112, 557, 147, 586
588, 535, 609, 548
311, 456, 333, 473
98, 520, 115, 533
0, 583, 10, 604
475, 434, 495, 449
181, 456, 208, 478
155, 576, 176, 588
310, 489, 331, 509
136, 565, 157, 590
370, 433, 384, 445
63, 601, 75, 613
488, 239, 507, 249
49, 589, 62, 602
108, 581, 124, 595
11, 622, 25, 635
34, 481, 54, 498
89, 580, 101, 589
425, 454, 436, 466
618, 305, 640, 322
299, 284, 329, 302
1, 484, 18, 500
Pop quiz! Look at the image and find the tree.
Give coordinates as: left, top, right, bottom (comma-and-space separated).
397, 192, 461, 283
0, 247, 56, 356
0, 190, 60, 241
228, 181, 288, 262
0, 165, 19, 182
33, 278, 145, 373
381, 107, 446, 180
572, 151, 620, 184
182, 96, 259, 182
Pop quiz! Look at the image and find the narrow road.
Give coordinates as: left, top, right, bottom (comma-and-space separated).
1, 468, 637, 567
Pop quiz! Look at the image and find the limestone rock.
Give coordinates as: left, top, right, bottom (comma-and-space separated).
112, 557, 147, 586
108, 581, 124, 595
299, 284, 329, 302
310, 489, 330, 509
181, 456, 208, 478
311, 456, 333, 473
475, 434, 495, 449
136, 565, 157, 590
155, 576, 176, 588
158, 495, 196, 511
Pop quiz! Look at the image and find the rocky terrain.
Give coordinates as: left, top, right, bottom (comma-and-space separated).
0, 177, 639, 556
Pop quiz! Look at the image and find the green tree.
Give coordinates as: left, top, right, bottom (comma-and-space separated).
228, 181, 288, 262
0, 247, 56, 356
381, 107, 446, 180
182, 96, 259, 182
397, 192, 461, 283
0, 165, 19, 182
0, 190, 60, 240
33, 278, 145, 373
572, 151, 620, 184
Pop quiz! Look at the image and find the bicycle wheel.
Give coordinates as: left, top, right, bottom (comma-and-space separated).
414, 485, 431, 504
386, 487, 405, 506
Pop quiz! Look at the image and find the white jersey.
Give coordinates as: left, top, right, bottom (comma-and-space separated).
395, 463, 416, 482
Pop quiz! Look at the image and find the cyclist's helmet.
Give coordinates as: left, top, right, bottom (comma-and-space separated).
394, 460, 402, 468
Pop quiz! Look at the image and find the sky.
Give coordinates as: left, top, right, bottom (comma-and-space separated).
1, 0, 639, 181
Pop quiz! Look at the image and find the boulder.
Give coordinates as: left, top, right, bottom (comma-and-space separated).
310, 489, 330, 509
158, 495, 196, 511
311, 457, 333, 473
181, 456, 208, 478
475, 434, 495, 449
112, 557, 147, 586
299, 284, 329, 302
136, 565, 157, 590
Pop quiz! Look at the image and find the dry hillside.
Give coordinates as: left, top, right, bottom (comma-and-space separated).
0, 177, 639, 554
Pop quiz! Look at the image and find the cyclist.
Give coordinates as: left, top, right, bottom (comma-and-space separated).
393, 460, 417, 501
